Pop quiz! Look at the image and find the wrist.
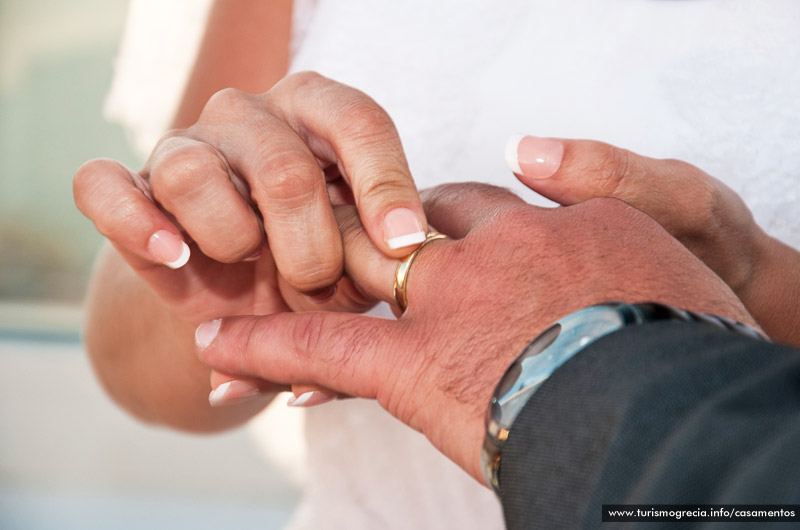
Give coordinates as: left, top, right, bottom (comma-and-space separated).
480, 302, 765, 495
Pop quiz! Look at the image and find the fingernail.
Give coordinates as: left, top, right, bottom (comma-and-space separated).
208, 380, 261, 407
505, 135, 564, 179
384, 208, 425, 250
306, 285, 338, 304
148, 230, 191, 269
287, 390, 337, 407
195, 319, 221, 349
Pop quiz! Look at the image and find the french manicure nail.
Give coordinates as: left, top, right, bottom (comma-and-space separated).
505, 135, 564, 179
208, 380, 261, 407
195, 319, 221, 350
287, 390, 337, 407
384, 208, 425, 250
148, 230, 191, 269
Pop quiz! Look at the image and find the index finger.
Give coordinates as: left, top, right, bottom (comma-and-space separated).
268, 71, 428, 257
196, 312, 398, 401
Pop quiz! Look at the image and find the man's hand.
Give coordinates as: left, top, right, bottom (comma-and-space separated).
194, 183, 755, 484
506, 135, 800, 345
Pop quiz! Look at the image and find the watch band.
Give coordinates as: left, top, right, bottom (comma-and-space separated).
481, 302, 765, 495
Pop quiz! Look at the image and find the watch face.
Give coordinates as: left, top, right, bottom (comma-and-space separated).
520, 323, 561, 361
484, 303, 630, 493
496, 323, 561, 397
493, 323, 562, 427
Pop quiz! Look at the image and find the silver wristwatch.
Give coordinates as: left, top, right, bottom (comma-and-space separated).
480, 302, 765, 494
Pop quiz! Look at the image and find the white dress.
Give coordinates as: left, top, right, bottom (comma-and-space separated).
106, 1, 800, 528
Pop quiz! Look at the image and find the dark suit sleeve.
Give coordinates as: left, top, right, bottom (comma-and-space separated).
498, 321, 800, 530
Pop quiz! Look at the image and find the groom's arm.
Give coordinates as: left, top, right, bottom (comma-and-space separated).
500, 322, 800, 529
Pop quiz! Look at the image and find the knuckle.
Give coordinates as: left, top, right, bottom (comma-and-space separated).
423, 182, 522, 231
290, 312, 328, 361
258, 155, 323, 204
420, 182, 470, 213
285, 70, 325, 89
336, 99, 396, 142
150, 143, 227, 198
268, 71, 326, 102
201, 87, 255, 120
93, 191, 144, 240
606, 147, 633, 186
462, 182, 520, 205
73, 158, 115, 209
582, 143, 634, 195
282, 257, 343, 293
424, 181, 518, 207
235, 318, 261, 367
356, 168, 413, 206
460, 181, 512, 197
73, 159, 145, 236
480, 205, 542, 245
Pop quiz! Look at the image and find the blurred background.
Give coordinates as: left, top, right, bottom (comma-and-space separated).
0, 0, 300, 527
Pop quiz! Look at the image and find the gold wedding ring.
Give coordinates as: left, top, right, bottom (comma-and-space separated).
393, 232, 448, 313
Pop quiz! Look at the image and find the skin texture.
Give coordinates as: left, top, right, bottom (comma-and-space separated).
195, 185, 758, 484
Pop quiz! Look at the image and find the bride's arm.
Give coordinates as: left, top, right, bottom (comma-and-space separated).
83, 0, 294, 432
172, 0, 293, 128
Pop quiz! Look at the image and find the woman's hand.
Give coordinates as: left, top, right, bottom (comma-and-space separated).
505, 135, 800, 345
194, 183, 755, 482
74, 72, 426, 427
74, 71, 427, 326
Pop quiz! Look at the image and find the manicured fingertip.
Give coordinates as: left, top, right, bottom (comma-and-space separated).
195, 319, 221, 350
286, 390, 337, 407
504, 134, 525, 174
387, 231, 427, 250
148, 230, 191, 269
384, 207, 426, 250
165, 241, 191, 269
505, 135, 564, 179
208, 379, 261, 407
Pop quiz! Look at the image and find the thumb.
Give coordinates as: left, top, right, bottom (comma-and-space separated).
504, 135, 738, 237
504, 134, 755, 243
504, 135, 661, 205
